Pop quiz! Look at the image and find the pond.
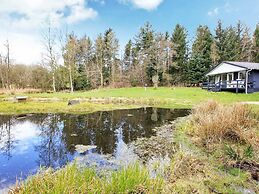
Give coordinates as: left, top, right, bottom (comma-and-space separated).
0, 107, 189, 190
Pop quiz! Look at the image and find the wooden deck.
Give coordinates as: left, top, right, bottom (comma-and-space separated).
202, 80, 255, 93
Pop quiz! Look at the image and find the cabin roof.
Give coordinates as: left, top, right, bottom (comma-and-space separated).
224, 61, 259, 70
206, 61, 259, 76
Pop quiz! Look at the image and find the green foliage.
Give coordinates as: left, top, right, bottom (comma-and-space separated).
243, 145, 254, 159
15, 163, 163, 194
74, 75, 91, 90
170, 24, 188, 83
224, 144, 254, 161
188, 25, 213, 83
224, 144, 241, 161
253, 24, 259, 62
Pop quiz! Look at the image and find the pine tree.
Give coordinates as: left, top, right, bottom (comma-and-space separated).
103, 28, 119, 85
63, 33, 79, 92
94, 34, 105, 87
240, 27, 253, 61
188, 25, 213, 83
215, 20, 226, 63
170, 24, 188, 83
134, 22, 155, 85
253, 24, 259, 62
215, 21, 245, 62
123, 39, 133, 71
75, 36, 93, 90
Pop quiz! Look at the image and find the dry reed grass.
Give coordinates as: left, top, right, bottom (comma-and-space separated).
191, 101, 259, 148
0, 88, 42, 95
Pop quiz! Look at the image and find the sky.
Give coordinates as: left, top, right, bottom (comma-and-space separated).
0, 0, 258, 64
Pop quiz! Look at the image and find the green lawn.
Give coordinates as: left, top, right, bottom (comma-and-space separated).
1, 87, 259, 114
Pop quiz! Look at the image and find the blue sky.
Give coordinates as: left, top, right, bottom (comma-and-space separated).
0, 0, 258, 64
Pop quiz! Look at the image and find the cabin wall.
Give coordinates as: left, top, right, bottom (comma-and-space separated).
249, 70, 259, 92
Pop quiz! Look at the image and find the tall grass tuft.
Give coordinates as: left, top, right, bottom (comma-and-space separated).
191, 101, 258, 147
106, 164, 164, 193
12, 163, 163, 194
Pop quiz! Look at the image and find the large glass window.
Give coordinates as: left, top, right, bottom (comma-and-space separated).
228, 73, 233, 82
239, 72, 245, 80
222, 74, 227, 81
234, 72, 238, 80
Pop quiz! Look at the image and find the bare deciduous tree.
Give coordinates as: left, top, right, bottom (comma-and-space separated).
42, 21, 58, 92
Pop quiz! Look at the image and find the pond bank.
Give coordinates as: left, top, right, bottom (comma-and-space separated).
2, 86, 259, 115
5, 101, 259, 193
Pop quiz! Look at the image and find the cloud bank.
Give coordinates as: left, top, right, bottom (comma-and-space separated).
0, 0, 98, 64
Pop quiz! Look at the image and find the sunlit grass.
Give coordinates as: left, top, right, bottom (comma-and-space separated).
13, 163, 164, 194
1, 87, 259, 114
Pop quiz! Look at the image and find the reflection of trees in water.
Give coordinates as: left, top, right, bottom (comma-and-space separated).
0, 116, 17, 159
34, 114, 70, 168
0, 108, 189, 166
61, 108, 185, 154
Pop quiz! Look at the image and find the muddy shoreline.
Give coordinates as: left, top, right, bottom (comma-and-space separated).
131, 117, 187, 163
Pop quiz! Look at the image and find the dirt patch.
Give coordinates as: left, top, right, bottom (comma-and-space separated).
233, 160, 259, 181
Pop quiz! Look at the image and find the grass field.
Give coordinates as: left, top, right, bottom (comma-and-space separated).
1, 87, 259, 114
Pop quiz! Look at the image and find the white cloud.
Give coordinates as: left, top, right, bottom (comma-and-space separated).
208, 2, 238, 17
0, 0, 98, 64
66, 4, 98, 24
208, 7, 219, 16
120, 0, 164, 11
0, 32, 43, 64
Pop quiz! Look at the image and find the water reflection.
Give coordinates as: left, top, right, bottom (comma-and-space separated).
0, 108, 189, 189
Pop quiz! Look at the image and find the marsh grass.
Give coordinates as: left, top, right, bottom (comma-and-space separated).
191, 101, 258, 148
13, 163, 164, 194
170, 110, 259, 193
167, 151, 257, 193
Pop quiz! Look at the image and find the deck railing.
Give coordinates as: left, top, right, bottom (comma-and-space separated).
202, 80, 255, 93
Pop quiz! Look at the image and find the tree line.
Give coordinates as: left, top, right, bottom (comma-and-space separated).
1, 21, 259, 91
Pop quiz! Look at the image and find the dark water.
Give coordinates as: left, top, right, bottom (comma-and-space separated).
0, 107, 189, 189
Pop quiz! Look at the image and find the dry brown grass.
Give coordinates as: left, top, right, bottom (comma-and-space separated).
191, 101, 259, 148
0, 88, 42, 95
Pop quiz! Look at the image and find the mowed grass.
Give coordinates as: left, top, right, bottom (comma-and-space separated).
0, 101, 140, 115
1, 87, 259, 114
7, 87, 259, 103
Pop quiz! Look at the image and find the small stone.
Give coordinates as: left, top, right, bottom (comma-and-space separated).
68, 99, 80, 106
75, 144, 97, 154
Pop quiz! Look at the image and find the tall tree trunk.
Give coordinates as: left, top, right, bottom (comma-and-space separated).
112, 61, 115, 85
100, 71, 103, 88
69, 65, 74, 92
0, 56, 4, 88
52, 72, 56, 92
5, 40, 10, 89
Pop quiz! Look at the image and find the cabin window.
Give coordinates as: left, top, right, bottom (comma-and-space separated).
222, 74, 227, 81
228, 73, 233, 82
238, 72, 245, 80
234, 72, 238, 80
